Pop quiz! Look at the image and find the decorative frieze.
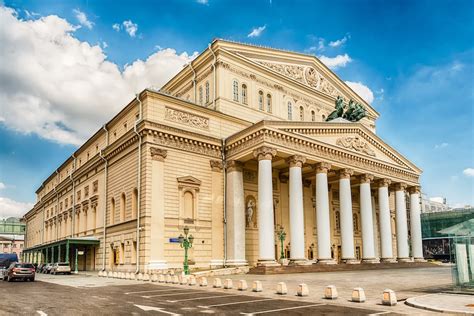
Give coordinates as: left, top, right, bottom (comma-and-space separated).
165, 107, 209, 130
336, 136, 376, 157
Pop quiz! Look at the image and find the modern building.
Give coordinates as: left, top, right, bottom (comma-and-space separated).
22, 39, 425, 272
0, 217, 26, 257
421, 194, 451, 213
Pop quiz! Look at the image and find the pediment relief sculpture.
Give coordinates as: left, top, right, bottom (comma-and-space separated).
336, 136, 376, 157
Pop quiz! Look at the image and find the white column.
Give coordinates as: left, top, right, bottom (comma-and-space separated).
339, 168, 357, 263
359, 174, 378, 263
409, 186, 425, 261
225, 161, 247, 266
287, 155, 306, 263
395, 183, 410, 262
378, 179, 395, 262
254, 147, 278, 266
315, 162, 335, 264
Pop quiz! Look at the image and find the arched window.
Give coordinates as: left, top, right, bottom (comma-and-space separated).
232, 80, 239, 101
198, 86, 203, 105
205, 81, 210, 104
287, 102, 293, 120
132, 188, 138, 219
258, 91, 264, 110
353, 214, 359, 232
311, 110, 316, 122
120, 193, 126, 222
335, 211, 341, 232
184, 191, 194, 219
299, 106, 304, 121
110, 198, 115, 225
241, 84, 248, 104
266, 94, 272, 113
322, 114, 326, 121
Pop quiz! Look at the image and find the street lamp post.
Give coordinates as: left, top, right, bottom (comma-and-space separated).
178, 226, 194, 275
74, 248, 78, 274
277, 226, 286, 260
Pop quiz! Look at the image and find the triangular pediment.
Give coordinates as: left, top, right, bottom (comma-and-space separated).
266, 121, 421, 174
177, 176, 202, 186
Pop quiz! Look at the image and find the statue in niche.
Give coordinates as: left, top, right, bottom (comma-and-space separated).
245, 196, 257, 228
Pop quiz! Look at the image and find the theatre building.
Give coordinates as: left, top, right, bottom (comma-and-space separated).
22, 39, 425, 272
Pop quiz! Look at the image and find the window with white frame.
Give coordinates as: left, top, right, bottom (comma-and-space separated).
299, 106, 304, 121
258, 90, 264, 110
199, 86, 203, 105
233, 80, 239, 101
287, 101, 293, 120
242, 84, 248, 104
205, 81, 210, 104
266, 94, 272, 113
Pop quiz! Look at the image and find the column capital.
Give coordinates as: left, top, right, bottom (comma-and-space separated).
150, 147, 167, 161
253, 146, 277, 161
359, 174, 374, 184
408, 185, 421, 194
226, 160, 243, 172
376, 178, 391, 188
286, 155, 306, 168
338, 168, 354, 179
394, 182, 408, 191
209, 160, 224, 172
314, 162, 331, 174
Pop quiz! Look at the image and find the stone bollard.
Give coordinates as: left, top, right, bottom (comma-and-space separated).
297, 283, 309, 297
107, 271, 113, 278
137, 273, 144, 281
213, 278, 222, 288
113, 272, 118, 278
252, 281, 263, 292
223, 279, 233, 289
199, 277, 208, 287
180, 275, 188, 285
144, 273, 150, 282
172, 275, 179, 284
324, 285, 338, 299
119, 272, 124, 279
188, 276, 196, 286
276, 282, 287, 295
237, 280, 248, 291
151, 274, 158, 282
351, 287, 366, 303
382, 289, 397, 306
158, 274, 166, 283
98, 271, 103, 277
166, 275, 173, 283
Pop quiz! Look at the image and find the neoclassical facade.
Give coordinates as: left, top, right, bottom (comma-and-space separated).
22, 39, 424, 272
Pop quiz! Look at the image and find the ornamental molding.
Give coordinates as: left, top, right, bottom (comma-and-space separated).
150, 147, 168, 161
336, 136, 376, 157
253, 146, 277, 161
165, 107, 210, 130
209, 160, 223, 172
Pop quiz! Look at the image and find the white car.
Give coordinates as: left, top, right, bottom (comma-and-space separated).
50, 262, 71, 275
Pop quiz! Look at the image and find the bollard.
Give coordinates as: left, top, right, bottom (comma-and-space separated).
113, 272, 118, 278
151, 274, 158, 282
224, 279, 233, 289
297, 283, 309, 297
137, 273, 144, 281
252, 281, 263, 292
179, 275, 188, 285
143, 273, 150, 282
98, 271, 103, 277
166, 275, 173, 283
158, 274, 166, 283
172, 275, 179, 284
188, 275, 197, 286
276, 282, 287, 295
199, 276, 208, 287
108, 271, 113, 278
382, 289, 397, 306
213, 278, 222, 288
324, 285, 338, 299
351, 287, 366, 303
237, 280, 248, 291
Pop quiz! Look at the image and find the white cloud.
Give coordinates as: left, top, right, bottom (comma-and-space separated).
429, 197, 445, 203
434, 142, 449, 149
345, 81, 374, 104
102, 41, 108, 49
196, 0, 209, 4
248, 25, 266, 38
319, 54, 352, 69
0, 7, 197, 145
73, 9, 93, 30
0, 182, 5, 190
0, 197, 34, 219
123, 20, 138, 37
112, 23, 120, 31
329, 35, 350, 48
463, 168, 474, 177
24, 10, 39, 18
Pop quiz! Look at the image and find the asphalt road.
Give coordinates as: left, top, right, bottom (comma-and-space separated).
0, 279, 387, 315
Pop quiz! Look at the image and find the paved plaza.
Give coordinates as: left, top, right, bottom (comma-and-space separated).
1, 266, 469, 315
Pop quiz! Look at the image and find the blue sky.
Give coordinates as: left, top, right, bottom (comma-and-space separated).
0, 0, 473, 218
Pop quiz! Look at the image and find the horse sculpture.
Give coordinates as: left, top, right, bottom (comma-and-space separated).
326, 97, 367, 122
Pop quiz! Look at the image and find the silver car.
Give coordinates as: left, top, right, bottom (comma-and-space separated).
50, 262, 71, 275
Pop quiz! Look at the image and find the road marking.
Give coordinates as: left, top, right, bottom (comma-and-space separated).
134, 304, 181, 315
143, 290, 203, 298
37, 311, 47, 316
126, 288, 182, 295
199, 298, 276, 308
167, 294, 236, 303
239, 303, 325, 315
368, 312, 392, 315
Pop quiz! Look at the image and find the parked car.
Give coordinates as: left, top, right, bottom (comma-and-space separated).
50, 262, 71, 275
42, 263, 53, 274
0, 254, 19, 279
3, 263, 35, 282
37, 263, 45, 273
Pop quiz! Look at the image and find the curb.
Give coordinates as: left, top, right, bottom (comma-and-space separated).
405, 297, 472, 315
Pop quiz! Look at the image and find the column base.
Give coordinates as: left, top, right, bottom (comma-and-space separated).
225, 259, 248, 267
342, 258, 360, 264
380, 258, 398, 263
289, 258, 312, 265
316, 258, 337, 265
397, 257, 412, 263
148, 260, 168, 270
361, 258, 380, 264
209, 259, 225, 269
257, 259, 280, 267
414, 258, 427, 263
